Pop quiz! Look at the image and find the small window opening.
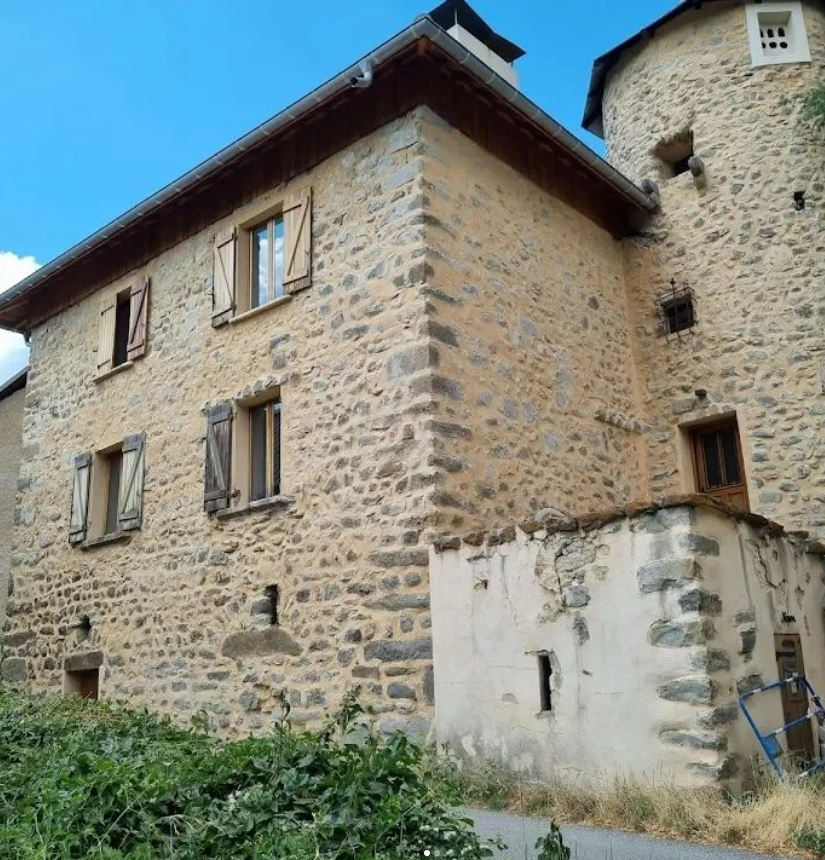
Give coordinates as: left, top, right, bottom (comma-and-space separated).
113, 291, 131, 368
265, 584, 280, 626
65, 668, 99, 700
657, 280, 696, 337
249, 400, 282, 502
654, 131, 694, 179
794, 190, 806, 211
538, 653, 553, 713
104, 449, 123, 535
73, 615, 92, 644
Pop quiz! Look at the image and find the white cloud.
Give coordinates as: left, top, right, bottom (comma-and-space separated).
0, 250, 40, 385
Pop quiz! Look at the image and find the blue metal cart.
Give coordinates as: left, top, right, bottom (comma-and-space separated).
739, 674, 825, 778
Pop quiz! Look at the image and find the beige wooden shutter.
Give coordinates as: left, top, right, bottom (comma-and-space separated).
97, 296, 116, 374
126, 277, 150, 361
212, 229, 236, 326
118, 434, 146, 532
69, 453, 92, 545
283, 187, 312, 291
204, 404, 233, 512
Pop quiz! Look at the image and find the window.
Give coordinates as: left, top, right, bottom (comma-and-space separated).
212, 187, 312, 327
65, 668, 99, 700
251, 216, 285, 308
657, 282, 696, 337
538, 653, 553, 713
655, 131, 694, 179
746, 2, 811, 67
69, 435, 146, 545
204, 394, 283, 513
690, 418, 750, 511
97, 277, 149, 377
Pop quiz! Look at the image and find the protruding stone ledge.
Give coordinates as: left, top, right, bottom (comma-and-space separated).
650, 618, 714, 648
64, 651, 104, 672
658, 675, 715, 705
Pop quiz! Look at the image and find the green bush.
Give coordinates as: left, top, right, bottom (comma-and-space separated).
803, 84, 825, 126
796, 827, 825, 857
0, 690, 502, 860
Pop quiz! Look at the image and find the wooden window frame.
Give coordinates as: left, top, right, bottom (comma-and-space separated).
96, 276, 150, 380
231, 391, 283, 509
235, 201, 288, 319
689, 417, 750, 510
85, 434, 146, 541
248, 214, 285, 310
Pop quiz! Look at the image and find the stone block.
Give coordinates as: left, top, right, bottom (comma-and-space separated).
660, 728, 727, 751
638, 558, 699, 593
649, 618, 714, 648
369, 548, 429, 568
678, 588, 722, 615
690, 649, 731, 673
386, 344, 437, 380
364, 639, 433, 662
388, 682, 416, 700
64, 651, 104, 672
678, 534, 720, 556
657, 676, 715, 705
697, 705, 739, 728
0, 657, 27, 683
564, 585, 590, 608
221, 628, 302, 659
364, 594, 430, 611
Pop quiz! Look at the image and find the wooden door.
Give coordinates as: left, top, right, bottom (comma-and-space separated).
775, 633, 814, 763
691, 419, 750, 510
73, 669, 99, 700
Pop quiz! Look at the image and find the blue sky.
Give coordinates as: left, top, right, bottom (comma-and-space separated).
0, 0, 674, 383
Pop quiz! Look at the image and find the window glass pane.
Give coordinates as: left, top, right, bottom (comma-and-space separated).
720, 427, 742, 486
113, 295, 131, 367
250, 405, 268, 501
700, 432, 723, 489
251, 224, 269, 309
272, 403, 282, 496
105, 451, 122, 534
274, 216, 285, 299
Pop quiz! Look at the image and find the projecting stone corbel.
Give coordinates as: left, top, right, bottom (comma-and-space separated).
640, 178, 661, 208
688, 156, 707, 190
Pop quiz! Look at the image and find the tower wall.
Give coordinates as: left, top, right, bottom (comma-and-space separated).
602, 1, 825, 536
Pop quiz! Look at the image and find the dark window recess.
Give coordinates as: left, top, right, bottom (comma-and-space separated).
657, 281, 696, 337
249, 399, 282, 502
66, 669, 99, 700
538, 653, 553, 712
691, 419, 750, 511
655, 131, 694, 179
113, 292, 131, 367
105, 450, 123, 535
265, 584, 280, 626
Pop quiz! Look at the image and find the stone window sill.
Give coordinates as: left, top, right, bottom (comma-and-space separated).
229, 295, 292, 326
95, 361, 134, 383
217, 495, 296, 520
80, 531, 132, 550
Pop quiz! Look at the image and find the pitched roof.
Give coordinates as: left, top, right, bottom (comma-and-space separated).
583, 0, 734, 136
0, 8, 654, 335
0, 367, 27, 402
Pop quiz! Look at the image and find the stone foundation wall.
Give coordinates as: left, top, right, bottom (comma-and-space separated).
605, 1, 825, 535
430, 498, 825, 787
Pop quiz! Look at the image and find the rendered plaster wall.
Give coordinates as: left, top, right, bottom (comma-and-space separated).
603, 0, 825, 535
431, 502, 825, 786
0, 386, 24, 626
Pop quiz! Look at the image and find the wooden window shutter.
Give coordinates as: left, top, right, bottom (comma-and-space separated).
97, 296, 117, 374
283, 187, 312, 291
69, 453, 92, 545
204, 404, 233, 512
126, 277, 150, 361
212, 229, 237, 326
118, 434, 146, 532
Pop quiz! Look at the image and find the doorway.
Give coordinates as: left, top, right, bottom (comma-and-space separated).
690, 418, 750, 510
65, 668, 99, 700
774, 633, 814, 763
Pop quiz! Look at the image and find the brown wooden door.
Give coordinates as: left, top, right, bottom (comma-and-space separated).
75, 669, 99, 700
691, 419, 750, 511
775, 633, 814, 763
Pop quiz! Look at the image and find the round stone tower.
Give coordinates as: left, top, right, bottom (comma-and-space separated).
585, 0, 825, 537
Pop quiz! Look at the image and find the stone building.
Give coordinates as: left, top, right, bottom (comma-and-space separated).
0, 0, 823, 784
0, 368, 26, 628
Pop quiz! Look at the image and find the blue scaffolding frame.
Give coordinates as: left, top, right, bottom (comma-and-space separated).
739, 673, 825, 778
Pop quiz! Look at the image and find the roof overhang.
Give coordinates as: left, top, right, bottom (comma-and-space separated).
0, 367, 27, 401
0, 16, 655, 336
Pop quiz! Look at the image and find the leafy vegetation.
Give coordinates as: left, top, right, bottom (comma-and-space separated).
0, 690, 506, 860
798, 828, 825, 857
803, 83, 825, 126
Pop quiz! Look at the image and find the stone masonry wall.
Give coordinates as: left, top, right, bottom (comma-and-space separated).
418, 109, 649, 534
0, 386, 25, 626
431, 499, 825, 787
2, 111, 442, 734
604, 1, 825, 535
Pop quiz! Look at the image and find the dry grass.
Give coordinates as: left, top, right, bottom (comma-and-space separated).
456, 761, 825, 857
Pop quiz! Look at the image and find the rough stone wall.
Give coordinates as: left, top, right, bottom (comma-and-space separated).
419, 110, 649, 534
430, 500, 825, 787
2, 111, 441, 733
603, 0, 825, 535
0, 386, 25, 626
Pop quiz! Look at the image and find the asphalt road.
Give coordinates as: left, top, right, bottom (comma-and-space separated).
465, 808, 795, 860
